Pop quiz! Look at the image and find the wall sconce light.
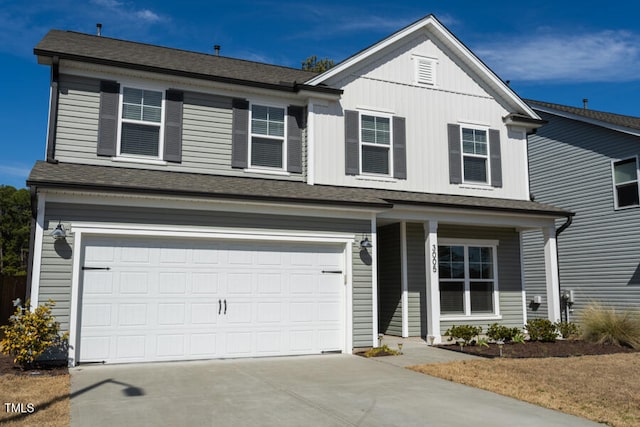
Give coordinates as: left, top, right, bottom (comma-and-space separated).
360, 234, 373, 249
51, 221, 66, 240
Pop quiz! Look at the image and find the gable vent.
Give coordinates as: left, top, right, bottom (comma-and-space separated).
415, 57, 436, 86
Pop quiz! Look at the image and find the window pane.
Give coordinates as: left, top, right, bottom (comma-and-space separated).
143, 105, 162, 123
362, 145, 389, 174
464, 156, 487, 182
451, 246, 464, 261
252, 119, 269, 135
361, 115, 390, 145
123, 88, 143, 105
617, 183, 640, 207
470, 282, 493, 313
121, 123, 159, 156
614, 159, 638, 183
252, 106, 284, 137
144, 90, 162, 107
122, 104, 142, 121
440, 282, 464, 314
251, 137, 283, 168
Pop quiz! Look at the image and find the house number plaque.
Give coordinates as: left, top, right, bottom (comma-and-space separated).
431, 244, 437, 273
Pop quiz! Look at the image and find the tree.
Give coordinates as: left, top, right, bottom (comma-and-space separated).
301, 55, 335, 73
0, 186, 31, 276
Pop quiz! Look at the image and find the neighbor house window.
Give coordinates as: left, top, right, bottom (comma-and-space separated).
461, 127, 488, 183
250, 104, 285, 169
613, 157, 639, 208
439, 243, 497, 316
120, 87, 163, 157
361, 114, 391, 175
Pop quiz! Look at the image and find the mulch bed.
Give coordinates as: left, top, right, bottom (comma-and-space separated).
438, 340, 640, 358
0, 353, 68, 376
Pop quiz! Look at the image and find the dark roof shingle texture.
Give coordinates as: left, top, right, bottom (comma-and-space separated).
527, 100, 640, 131
28, 161, 570, 217
35, 30, 321, 90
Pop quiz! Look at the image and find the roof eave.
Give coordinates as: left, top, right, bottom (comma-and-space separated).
34, 48, 343, 96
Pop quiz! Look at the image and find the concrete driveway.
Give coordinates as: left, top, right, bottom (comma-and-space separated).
70, 352, 600, 427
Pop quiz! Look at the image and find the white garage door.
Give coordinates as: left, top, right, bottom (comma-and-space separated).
79, 236, 345, 364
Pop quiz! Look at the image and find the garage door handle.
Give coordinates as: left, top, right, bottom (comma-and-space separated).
218, 299, 222, 315
322, 270, 342, 274
224, 299, 227, 315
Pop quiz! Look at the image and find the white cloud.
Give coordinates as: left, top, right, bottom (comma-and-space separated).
476, 30, 640, 83
90, 0, 164, 24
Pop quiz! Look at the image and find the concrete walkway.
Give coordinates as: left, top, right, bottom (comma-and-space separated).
70, 342, 600, 427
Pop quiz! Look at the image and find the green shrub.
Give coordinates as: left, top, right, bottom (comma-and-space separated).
556, 321, 580, 339
0, 299, 68, 368
525, 319, 558, 342
445, 325, 482, 344
486, 323, 521, 342
581, 304, 640, 349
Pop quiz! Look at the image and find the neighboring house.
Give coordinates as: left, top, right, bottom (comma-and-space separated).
27, 15, 570, 366
523, 100, 640, 321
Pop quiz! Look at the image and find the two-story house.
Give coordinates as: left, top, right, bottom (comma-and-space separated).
523, 100, 640, 321
27, 15, 570, 366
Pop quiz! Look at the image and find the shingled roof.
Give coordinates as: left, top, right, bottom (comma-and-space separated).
34, 30, 339, 94
28, 161, 571, 217
527, 100, 640, 132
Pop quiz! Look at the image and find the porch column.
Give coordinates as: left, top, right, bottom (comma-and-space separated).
424, 220, 441, 344
543, 225, 561, 322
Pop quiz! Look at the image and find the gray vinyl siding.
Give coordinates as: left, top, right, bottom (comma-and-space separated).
524, 111, 640, 319
54, 74, 305, 181
38, 202, 372, 346
402, 223, 524, 337
377, 224, 402, 336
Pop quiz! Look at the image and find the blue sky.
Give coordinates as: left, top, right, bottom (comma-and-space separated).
2, 0, 640, 188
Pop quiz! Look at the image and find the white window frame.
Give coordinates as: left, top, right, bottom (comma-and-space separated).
612, 156, 640, 209
412, 55, 437, 86
359, 110, 394, 177
438, 238, 500, 320
116, 85, 166, 162
248, 102, 287, 171
460, 125, 490, 185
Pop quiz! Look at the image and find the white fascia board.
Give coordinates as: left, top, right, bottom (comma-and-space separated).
40, 189, 383, 221
306, 15, 539, 120
532, 105, 640, 137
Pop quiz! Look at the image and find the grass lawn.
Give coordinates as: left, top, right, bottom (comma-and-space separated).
410, 353, 640, 427
0, 373, 70, 426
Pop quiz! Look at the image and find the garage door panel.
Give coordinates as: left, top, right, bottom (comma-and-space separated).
80, 236, 345, 364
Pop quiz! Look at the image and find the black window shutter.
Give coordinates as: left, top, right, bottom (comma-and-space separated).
344, 110, 359, 175
448, 123, 462, 184
287, 106, 304, 173
393, 116, 407, 179
231, 99, 250, 168
164, 89, 183, 163
489, 129, 502, 188
97, 81, 120, 157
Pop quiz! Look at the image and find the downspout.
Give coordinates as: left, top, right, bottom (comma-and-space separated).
46, 56, 60, 163
555, 214, 574, 322
25, 187, 38, 301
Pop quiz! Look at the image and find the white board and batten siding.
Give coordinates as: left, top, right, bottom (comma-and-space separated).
523, 112, 640, 318
311, 30, 530, 200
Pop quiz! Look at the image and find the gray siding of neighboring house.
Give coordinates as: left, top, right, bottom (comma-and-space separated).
53, 74, 305, 181
37, 201, 372, 347
377, 223, 402, 336
523, 111, 640, 320
401, 223, 524, 337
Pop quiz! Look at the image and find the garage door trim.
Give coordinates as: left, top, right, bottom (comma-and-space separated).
67, 223, 355, 366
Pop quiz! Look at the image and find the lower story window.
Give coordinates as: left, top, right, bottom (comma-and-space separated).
439, 244, 497, 316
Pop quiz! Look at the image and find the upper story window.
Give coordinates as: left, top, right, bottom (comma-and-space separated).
120, 87, 164, 158
461, 127, 489, 183
361, 114, 392, 175
439, 243, 498, 317
613, 157, 640, 208
250, 104, 286, 169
